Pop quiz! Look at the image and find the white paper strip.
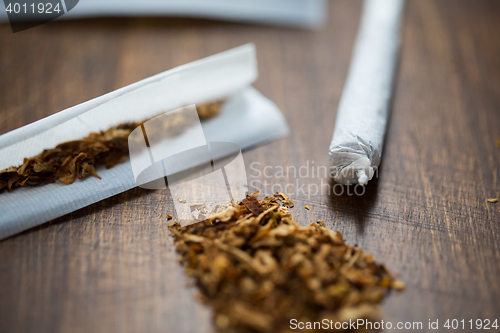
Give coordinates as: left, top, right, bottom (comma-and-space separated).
328, 0, 404, 185
0, 44, 290, 240
0, 0, 327, 29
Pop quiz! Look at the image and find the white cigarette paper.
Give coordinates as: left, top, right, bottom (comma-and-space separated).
0, 0, 327, 29
0, 44, 289, 240
329, 0, 404, 185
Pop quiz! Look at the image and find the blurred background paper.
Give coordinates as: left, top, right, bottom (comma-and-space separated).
0, 0, 327, 29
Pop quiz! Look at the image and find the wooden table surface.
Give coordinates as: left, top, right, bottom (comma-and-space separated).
1, 1, 499, 332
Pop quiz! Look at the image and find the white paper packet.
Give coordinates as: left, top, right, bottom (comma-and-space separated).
0, 43, 290, 240
328, 0, 404, 185
0, 0, 327, 29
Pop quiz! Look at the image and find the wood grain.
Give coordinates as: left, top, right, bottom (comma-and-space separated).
1, 0, 499, 332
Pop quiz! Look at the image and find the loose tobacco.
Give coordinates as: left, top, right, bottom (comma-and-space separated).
0, 101, 223, 193
169, 192, 404, 333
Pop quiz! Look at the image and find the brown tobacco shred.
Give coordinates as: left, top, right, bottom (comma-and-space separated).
197, 102, 223, 119
0, 101, 223, 194
169, 193, 404, 333
276, 192, 294, 208
242, 192, 264, 216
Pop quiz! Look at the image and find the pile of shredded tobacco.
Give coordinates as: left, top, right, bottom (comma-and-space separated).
169, 193, 404, 333
0, 101, 223, 194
